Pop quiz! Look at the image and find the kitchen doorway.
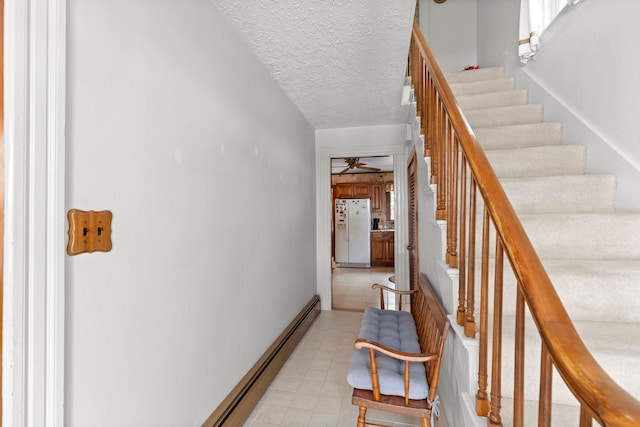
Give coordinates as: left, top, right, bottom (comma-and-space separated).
330, 156, 396, 312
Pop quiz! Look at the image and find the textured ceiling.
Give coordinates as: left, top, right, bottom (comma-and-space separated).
212, 0, 416, 129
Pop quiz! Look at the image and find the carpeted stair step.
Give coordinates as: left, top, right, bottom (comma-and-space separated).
519, 212, 640, 260
543, 259, 640, 323
450, 77, 516, 97
495, 315, 640, 407
445, 67, 505, 84
500, 174, 617, 214
478, 259, 640, 323
456, 90, 529, 111
486, 145, 586, 178
465, 105, 543, 128
474, 213, 640, 264
474, 122, 563, 151
543, 259, 640, 322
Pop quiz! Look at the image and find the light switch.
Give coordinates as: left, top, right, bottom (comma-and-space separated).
67, 209, 113, 255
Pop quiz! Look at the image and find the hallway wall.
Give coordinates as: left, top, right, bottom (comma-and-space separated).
65, 1, 316, 425
419, 0, 478, 73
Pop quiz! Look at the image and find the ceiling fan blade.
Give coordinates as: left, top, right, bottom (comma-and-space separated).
358, 166, 381, 172
339, 167, 351, 174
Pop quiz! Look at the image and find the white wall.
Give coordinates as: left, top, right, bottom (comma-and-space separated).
419, 0, 478, 73
66, 1, 316, 425
476, 0, 640, 210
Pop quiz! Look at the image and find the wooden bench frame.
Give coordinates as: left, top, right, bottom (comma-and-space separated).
351, 273, 450, 427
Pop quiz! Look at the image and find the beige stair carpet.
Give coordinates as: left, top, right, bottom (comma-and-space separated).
444, 66, 640, 424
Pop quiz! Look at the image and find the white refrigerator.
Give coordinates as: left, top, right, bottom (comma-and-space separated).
335, 199, 371, 268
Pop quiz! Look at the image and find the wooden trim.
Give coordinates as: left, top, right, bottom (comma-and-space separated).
202, 295, 321, 427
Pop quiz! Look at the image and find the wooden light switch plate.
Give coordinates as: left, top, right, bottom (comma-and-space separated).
67, 209, 113, 255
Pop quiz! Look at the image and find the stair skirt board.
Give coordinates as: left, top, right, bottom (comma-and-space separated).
202, 295, 321, 427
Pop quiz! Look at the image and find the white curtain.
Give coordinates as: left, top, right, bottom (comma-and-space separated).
518, 0, 582, 63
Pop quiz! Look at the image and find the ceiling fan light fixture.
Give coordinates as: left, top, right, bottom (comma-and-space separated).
338, 157, 381, 174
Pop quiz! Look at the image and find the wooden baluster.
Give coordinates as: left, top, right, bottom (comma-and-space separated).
465, 178, 477, 338
426, 76, 436, 162
514, 286, 525, 427
448, 130, 459, 268
415, 56, 422, 121
489, 239, 504, 426
418, 62, 429, 140
579, 405, 593, 427
457, 156, 467, 326
539, 342, 553, 427
445, 122, 453, 265
421, 69, 427, 154
476, 208, 491, 416
430, 88, 439, 184
416, 62, 421, 126
436, 101, 447, 220
429, 87, 436, 168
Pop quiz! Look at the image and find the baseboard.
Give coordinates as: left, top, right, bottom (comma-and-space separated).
201, 295, 321, 427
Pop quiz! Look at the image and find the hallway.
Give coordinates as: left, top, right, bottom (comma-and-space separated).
243, 268, 448, 426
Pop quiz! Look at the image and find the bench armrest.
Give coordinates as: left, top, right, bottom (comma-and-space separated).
371, 284, 418, 310
355, 337, 439, 405
354, 338, 438, 363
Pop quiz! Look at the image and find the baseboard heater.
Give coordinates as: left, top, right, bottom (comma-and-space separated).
202, 295, 321, 427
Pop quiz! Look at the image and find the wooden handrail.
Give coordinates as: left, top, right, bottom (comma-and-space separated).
409, 20, 640, 426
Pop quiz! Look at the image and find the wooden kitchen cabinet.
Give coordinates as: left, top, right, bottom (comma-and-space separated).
334, 183, 371, 200
371, 231, 394, 267
370, 184, 382, 212
334, 184, 353, 198
353, 184, 370, 198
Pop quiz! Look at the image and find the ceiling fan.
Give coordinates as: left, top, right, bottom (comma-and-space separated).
339, 157, 381, 174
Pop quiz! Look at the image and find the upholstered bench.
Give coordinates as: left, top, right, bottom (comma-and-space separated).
347, 307, 430, 399
346, 275, 450, 427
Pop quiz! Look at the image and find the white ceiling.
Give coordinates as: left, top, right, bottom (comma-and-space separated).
212, 0, 416, 129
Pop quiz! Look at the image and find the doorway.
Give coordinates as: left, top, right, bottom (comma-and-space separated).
330, 156, 395, 311
315, 132, 409, 312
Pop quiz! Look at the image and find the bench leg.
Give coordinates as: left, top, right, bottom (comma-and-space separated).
357, 406, 367, 427
421, 417, 431, 427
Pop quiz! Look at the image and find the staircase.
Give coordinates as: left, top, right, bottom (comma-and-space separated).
444, 67, 640, 424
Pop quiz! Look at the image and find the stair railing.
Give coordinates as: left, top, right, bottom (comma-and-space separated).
409, 21, 640, 426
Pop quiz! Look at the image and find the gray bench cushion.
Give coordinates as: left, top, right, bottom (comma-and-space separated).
346, 307, 429, 400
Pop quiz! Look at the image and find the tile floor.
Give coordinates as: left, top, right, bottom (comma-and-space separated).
331, 266, 396, 312
243, 268, 449, 427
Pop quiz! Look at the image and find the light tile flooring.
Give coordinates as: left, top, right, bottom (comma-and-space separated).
331, 266, 396, 312
243, 268, 449, 427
